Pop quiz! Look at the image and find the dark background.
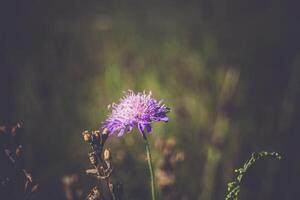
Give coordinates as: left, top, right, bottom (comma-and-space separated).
1, 0, 300, 199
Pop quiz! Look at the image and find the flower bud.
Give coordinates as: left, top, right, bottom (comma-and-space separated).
92, 130, 101, 140
103, 149, 111, 161
83, 131, 92, 142
100, 128, 109, 144
102, 128, 108, 135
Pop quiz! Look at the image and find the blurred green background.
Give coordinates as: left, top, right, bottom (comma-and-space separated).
1, 0, 300, 199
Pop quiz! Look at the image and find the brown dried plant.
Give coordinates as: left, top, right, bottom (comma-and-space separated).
0, 122, 38, 200
82, 129, 122, 200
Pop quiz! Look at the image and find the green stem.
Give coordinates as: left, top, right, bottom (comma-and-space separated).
143, 134, 156, 200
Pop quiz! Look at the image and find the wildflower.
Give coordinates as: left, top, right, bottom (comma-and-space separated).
102, 90, 170, 137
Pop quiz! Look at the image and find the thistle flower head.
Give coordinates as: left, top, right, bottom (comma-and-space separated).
102, 90, 170, 137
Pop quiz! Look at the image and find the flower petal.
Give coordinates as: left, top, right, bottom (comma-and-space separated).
145, 124, 152, 133
102, 90, 169, 137
117, 129, 125, 137
138, 123, 145, 134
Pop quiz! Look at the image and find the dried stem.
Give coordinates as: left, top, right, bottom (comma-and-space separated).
0, 122, 38, 200
83, 129, 121, 200
105, 177, 115, 200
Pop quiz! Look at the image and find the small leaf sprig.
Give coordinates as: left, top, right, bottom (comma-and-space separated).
226, 151, 282, 200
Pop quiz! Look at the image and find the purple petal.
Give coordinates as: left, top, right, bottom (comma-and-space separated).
117, 129, 125, 137
127, 126, 133, 133
145, 124, 152, 133
138, 123, 145, 134
159, 116, 169, 122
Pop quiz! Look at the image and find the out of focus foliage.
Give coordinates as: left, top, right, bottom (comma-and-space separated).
1, 1, 300, 199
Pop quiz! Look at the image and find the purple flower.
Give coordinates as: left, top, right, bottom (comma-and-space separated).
102, 90, 170, 137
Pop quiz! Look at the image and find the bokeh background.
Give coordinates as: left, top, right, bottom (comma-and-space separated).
1, 0, 300, 199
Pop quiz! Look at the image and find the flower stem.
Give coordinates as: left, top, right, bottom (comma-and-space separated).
143, 133, 156, 200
